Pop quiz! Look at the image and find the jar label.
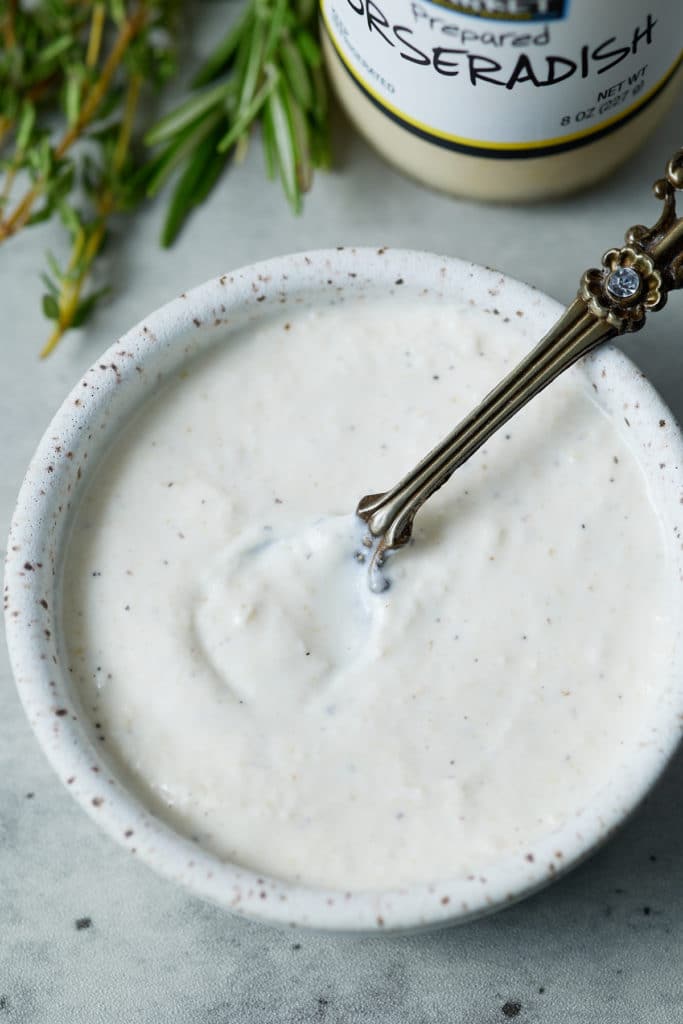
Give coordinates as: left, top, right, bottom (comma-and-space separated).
320, 0, 683, 157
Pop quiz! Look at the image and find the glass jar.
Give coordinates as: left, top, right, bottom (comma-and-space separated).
321, 0, 683, 201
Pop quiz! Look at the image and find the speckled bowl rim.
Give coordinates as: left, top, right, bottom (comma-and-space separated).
5, 248, 683, 934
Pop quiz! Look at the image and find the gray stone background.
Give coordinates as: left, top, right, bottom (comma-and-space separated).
1, 5, 682, 1021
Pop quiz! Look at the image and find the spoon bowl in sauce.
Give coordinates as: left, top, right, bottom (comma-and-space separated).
193, 515, 374, 709
5, 246, 683, 933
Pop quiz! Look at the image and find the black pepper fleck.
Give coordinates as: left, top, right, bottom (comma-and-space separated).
75, 917, 92, 930
502, 1001, 522, 1018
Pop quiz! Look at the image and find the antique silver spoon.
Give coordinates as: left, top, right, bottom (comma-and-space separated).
357, 147, 683, 586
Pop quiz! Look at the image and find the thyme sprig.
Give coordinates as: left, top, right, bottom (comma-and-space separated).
1, 0, 177, 354
0, 0, 330, 355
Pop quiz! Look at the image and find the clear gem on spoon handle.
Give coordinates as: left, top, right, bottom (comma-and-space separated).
581, 147, 683, 334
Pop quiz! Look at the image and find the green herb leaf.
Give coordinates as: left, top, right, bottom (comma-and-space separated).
35, 35, 76, 69
16, 102, 36, 152
145, 80, 233, 147
217, 65, 279, 154
191, 7, 251, 88
145, 107, 225, 196
64, 69, 83, 126
296, 29, 322, 69
280, 38, 313, 110
40, 272, 59, 298
263, 0, 289, 63
160, 123, 227, 247
265, 85, 299, 212
71, 287, 109, 327
236, 13, 268, 114
42, 293, 60, 320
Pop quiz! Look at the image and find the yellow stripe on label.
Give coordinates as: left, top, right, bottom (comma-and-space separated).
321, 6, 683, 154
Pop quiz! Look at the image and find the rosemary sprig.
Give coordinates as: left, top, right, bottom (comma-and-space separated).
144, 0, 330, 247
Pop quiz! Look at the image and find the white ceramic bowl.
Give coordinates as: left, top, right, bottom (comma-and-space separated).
5, 249, 683, 933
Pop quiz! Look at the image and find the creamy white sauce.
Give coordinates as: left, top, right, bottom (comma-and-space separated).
194, 516, 373, 708
63, 299, 672, 889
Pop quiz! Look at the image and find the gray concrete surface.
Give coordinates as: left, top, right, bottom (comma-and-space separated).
1, 5, 682, 1020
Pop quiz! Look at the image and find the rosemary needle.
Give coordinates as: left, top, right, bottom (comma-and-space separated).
144, 0, 330, 247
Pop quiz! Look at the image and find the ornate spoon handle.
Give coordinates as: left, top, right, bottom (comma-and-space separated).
357, 148, 683, 566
